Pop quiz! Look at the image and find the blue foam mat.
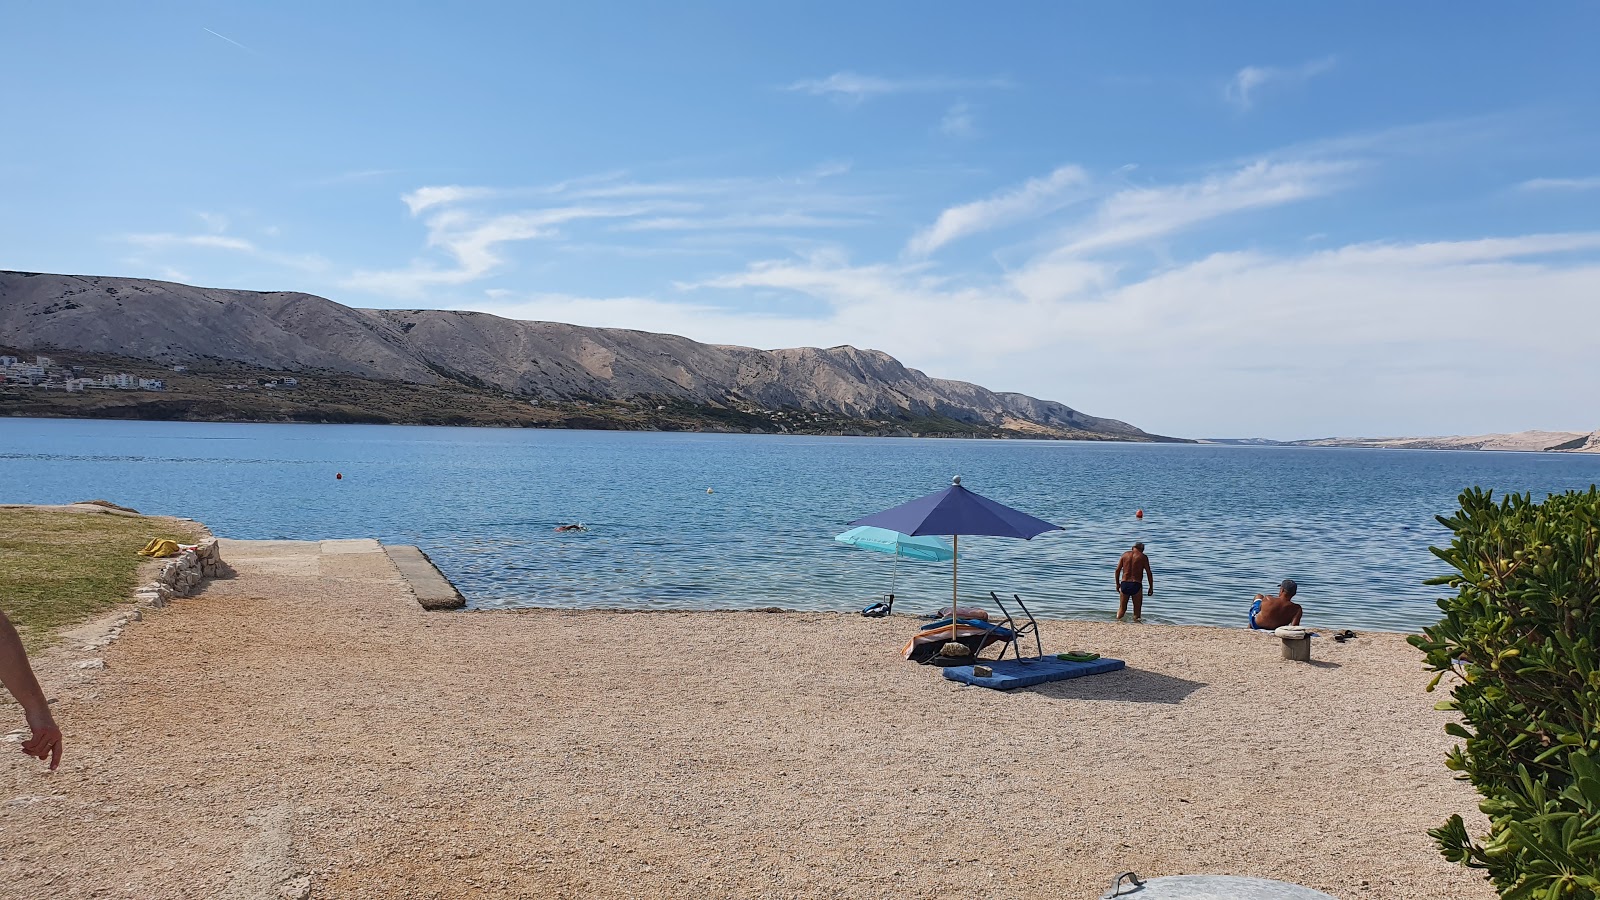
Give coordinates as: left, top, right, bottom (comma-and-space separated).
942, 655, 1126, 690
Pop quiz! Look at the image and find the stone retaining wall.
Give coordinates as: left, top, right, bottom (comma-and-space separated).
135, 538, 232, 608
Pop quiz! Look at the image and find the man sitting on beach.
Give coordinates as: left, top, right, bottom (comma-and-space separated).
1114, 542, 1154, 622
1, 609, 62, 770
1253, 579, 1303, 630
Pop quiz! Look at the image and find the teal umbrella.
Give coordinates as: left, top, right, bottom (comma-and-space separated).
835, 525, 954, 602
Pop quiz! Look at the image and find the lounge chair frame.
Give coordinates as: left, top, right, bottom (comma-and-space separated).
988, 591, 1043, 660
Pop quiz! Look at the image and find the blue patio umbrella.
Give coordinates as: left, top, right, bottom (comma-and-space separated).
849, 475, 1062, 608
835, 526, 954, 602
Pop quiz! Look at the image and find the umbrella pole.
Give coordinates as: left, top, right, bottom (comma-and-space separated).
890, 551, 899, 604
951, 534, 959, 611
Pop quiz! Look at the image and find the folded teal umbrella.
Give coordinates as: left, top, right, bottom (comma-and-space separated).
835, 526, 954, 607
834, 526, 956, 562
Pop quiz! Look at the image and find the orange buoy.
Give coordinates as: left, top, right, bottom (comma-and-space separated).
1135, 508, 1143, 519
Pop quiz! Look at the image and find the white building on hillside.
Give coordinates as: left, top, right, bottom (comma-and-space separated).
34, 356, 52, 367
104, 373, 135, 389
138, 378, 166, 391
0, 356, 17, 367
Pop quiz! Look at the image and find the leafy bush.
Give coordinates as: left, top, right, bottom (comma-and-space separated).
1411, 487, 1600, 899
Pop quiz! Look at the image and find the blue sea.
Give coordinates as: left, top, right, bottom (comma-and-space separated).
3, 417, 1598, 631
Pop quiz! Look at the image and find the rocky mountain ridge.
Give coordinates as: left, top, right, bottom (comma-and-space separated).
0, 270, 1166, 440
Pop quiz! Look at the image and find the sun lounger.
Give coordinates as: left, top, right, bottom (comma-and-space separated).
989, 591, 1043, 660
902, 620, 1017, 663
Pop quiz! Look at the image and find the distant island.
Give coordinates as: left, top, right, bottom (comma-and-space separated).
0, 270, 1184, 441
1204, 430, 1600, 454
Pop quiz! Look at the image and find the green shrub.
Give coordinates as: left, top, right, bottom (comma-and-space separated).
1411, 487, 1600, 899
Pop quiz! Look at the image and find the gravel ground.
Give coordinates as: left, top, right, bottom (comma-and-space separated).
0, 538, 1495, 900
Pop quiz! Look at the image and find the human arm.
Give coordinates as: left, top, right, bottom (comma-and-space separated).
0, 611, 61, 770
1145, 560, 1155, 595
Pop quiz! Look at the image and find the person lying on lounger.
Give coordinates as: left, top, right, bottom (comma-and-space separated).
1252, 579, 1303, 629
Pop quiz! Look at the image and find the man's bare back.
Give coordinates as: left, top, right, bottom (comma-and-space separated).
1254, 579, 1303, 629
1114, 543, 1153, 621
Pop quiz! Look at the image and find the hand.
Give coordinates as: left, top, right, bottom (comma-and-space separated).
1148, 588, 1154, 596
19, 718, 62, 771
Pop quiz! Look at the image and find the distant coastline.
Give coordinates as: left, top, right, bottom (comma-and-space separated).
1202, 430, 1600, 454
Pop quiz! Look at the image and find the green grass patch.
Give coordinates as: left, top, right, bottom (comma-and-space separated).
0, 508, 200, 652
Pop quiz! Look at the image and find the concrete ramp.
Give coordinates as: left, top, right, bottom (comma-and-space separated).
382, 545, 466, 610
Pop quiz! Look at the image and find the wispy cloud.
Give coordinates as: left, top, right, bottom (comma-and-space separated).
939, 102, 977, 139
785, 71, 1012, 104
345, 166, 887, 295
1518, 175, 1600, 192
195, 211, 230, 234
907, 165, 1088, 257
125, 233, 256, 252
401, 185, 503, 215
306, 169, 404, 188
202, 27, 260, 56
1050, 159, 1356, 258
1225, 57, 1336, 111
343, 204, 658, 295
120, 231, 329, 273
617, 213, 869, 232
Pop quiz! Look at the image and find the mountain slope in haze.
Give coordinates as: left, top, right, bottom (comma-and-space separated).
0, 270, 1163, 439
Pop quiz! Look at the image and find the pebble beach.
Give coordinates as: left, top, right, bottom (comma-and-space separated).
1, 534, 1496, 899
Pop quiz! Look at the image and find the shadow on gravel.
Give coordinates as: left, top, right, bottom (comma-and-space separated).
1024, 666, 1207, 704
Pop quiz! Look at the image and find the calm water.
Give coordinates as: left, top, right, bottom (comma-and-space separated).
3, 418, 1598, 631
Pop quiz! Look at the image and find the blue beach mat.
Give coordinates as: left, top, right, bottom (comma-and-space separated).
942, 655, 1126, 690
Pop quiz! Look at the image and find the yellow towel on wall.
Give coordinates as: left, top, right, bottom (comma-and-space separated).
137, 539, 181, 558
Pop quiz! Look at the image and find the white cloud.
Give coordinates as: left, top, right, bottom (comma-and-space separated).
1050, 159, 1355, 257
939, 102, 976, 138
125, 233, 256, 252
685, 232, 1600, 437
195, 211, 230, 233
1225, 57, 1336, 111
343, 204, 655, 296
616, 213, 868, 232
345, 165, 889, 295
119, 231, 329, 274
906, 165, 1089, 256
1518, 176, 1600, 192
401, 185, 501, 215
785, 72, 1012, 104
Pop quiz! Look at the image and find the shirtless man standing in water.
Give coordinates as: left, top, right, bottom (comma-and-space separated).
1114, 542, 1154, 622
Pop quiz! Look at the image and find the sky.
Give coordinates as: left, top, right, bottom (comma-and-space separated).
2, 2, 1598, 440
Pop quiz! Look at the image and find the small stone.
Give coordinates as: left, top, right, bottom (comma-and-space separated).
75, 659, 106, 670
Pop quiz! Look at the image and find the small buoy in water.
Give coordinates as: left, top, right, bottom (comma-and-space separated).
1135, 508, 1143, 519
336, 473, 343, 480
706, 488, 714, 494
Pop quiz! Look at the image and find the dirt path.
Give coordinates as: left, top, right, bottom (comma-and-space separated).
1, 539, 1494, 899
